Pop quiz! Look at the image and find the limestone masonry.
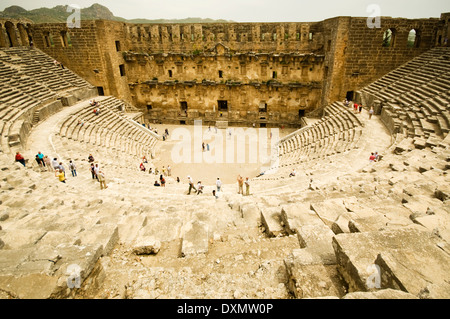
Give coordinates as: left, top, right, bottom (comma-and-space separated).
0, 12, 449, 300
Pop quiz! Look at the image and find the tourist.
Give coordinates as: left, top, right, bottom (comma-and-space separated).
69, 160, 77, 177
94, 164, 100, 179
375, 152, 383, 162
202, 142, 205, 152
88, 154, 95, 163
177, 176, 180, 183
207, 143, 210, 151
196, 181, 204, 195
15, 152, 26, 167
142, 156, 148, 163
58, 162, 66, 177
160, 175, 166, 187
354, 102, 359, 113
52, 158, 59, 171
162, 166, 166, 176
369, 107, 374, 119
98, 170, 108, 189
140, 162, 146, 172
35, 155, 44, 170
55, 169, 66, 183
36, 151, 45, 167
245, 177, 250, 196
90, 163, 97, 179
216, 177, 222, 192
289, 169, 296, 177
154, 180, 160, 187
237, 175, 244, 194
212, 190, 219, 199
43, 156, 52, 171
187, 175, 197, 195
359, 104, 363, 113
369, 153, 376, 162
167, 165, 172, 176
148, 167, 153, 175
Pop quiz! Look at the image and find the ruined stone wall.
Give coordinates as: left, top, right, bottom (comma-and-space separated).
121, 22, 325, 54
28, 21, 108, 95
124, 49, 324, 127
5, 14, 448, 126
437, 13, 450, 46
0, 19, 33, 47
330, 16, 440, 105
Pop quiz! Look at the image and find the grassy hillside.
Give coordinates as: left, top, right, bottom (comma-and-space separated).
0, 3, 234, 24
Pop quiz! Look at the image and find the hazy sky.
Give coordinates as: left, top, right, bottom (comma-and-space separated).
1, 0, 449, 22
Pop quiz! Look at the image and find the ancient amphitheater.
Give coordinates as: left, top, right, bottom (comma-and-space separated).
0, 13, 449, 300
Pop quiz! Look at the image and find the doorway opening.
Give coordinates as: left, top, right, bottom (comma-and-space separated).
218, 100, 228, 111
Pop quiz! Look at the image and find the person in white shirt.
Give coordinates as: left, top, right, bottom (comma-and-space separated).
187, 175, 197, 195
216, 177, 222, 192
52, 158, 59, 171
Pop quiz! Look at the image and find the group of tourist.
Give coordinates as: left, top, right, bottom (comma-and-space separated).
16, 150, 75, 184
344, 99, 365, 114
344, 98, 375, 119
88, 154, 108, 189
137, 157, 173, 188
202, 142, 210, 152
369, 151, 382, 162
184, 175, 250, 197
236, 175, 250, 196
162, 128, 169, 141
15, 151, 108, 190
53, 59, 64, 69
90, 99, 101, 116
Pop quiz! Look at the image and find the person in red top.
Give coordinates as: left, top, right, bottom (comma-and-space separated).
369, 153, 377, 162
15, 152, 26, 167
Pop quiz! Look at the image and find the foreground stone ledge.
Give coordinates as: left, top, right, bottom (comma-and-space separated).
284, 249, 345, 299
332, 228, 450, 298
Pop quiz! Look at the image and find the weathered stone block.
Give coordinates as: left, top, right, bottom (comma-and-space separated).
284, 249, 345, 299
310, 199, 348, 228
181, 220, 209, 257
281, 203, 323, 234
332, 228, 450, 296
260, 206, 284, 237
296, 224, 336, 265
133, 237, 161, 255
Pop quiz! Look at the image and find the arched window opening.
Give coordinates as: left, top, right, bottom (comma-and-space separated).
5, 21, 18, 47
382, 28, 395, 47
407, 29, 420, 48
